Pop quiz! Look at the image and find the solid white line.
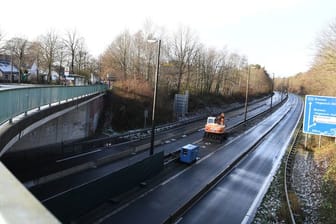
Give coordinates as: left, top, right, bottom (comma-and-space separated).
56, 149, 102, 163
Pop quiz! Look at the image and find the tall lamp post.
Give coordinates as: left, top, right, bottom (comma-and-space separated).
270, 73, 274, 110
244, 66, 251, 122
148, 39, 161, 156
244, 65, 257, 122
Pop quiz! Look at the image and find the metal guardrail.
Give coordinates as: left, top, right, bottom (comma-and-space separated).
0, 84, 107, 125
284, 124, 302, 224
20, 94, 287, 188
58, 94, 282, 156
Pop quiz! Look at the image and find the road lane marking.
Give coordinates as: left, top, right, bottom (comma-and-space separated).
56, 149, 102, 163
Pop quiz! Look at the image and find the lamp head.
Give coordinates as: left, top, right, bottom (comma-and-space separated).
147, 39, 158, 43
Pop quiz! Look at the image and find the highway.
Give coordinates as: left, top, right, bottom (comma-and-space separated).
179, 94, 303, 224
96, 94, 302, 224
6, 93, 281, 185
29, 94, 281, 199
5, 92, 294, 223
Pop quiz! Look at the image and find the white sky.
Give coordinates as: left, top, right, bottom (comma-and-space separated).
0, 0, 335, 77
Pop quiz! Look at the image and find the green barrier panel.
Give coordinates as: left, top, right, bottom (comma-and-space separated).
0, 85, 107, 125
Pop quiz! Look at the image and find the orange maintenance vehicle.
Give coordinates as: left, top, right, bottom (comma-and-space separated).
203, 112, 226, 143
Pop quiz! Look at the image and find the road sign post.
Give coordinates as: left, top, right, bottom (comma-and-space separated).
303, 95, 336, 137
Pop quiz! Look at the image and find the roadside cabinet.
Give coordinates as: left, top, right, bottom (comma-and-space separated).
180, 144, 199, 164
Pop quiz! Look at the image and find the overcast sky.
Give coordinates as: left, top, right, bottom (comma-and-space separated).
1, 0, 335, 77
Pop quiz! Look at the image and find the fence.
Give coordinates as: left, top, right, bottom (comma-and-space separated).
0, 84, 107, 125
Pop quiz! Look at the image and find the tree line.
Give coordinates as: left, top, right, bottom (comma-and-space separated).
283, 18, 336, 224
0, 24, 273, 98
287, 18, 336, 96
100, 24, 272, 98
0, 29, 98, 83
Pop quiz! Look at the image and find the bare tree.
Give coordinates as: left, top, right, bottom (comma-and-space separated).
106, 30, 131, 80
314, 18, 336, 73
75, 40, 88, 75
97, 23, 271, 98
191, 44, 204, 92
100, 48, 114, 78
5, 37, 28, 83
225, 53, 247, 95
185, 42, 201, 91
27, 41, 43, 83
3, 40, 15, 82
63, 30, 82, 74
131, 30, 145, 80
205, 48, 221, 93
288, 18, 336, 96
54, 42, 66, 83
86, 57, 100, 77
169, 26, 199, 93
40, 30, 60, 83
213, 48, 228, 95
0, 30, 4, 54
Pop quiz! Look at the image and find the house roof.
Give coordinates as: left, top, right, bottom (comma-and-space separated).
0, 60, 19, 74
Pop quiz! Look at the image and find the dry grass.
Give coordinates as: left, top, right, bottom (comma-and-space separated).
309, 137, 336, 223
288, 191, 304, 222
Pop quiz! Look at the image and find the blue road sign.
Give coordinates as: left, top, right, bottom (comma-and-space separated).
303, 95, 336, 137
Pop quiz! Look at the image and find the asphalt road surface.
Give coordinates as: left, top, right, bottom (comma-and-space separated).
180, 94, 302, 224
29, 93, 282, 201
98, 94, 301, 223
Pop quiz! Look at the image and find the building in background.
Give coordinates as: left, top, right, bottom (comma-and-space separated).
0, 60, 20, 82
65, 74, 86, 86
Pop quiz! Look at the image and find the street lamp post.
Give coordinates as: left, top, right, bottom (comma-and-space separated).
270, 73, 274, 110
148, 39, 161, 156
244, 66, 251, 122
244, 65, 258, 122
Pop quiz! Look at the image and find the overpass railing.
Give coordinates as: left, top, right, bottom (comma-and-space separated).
0, 84, 107, 125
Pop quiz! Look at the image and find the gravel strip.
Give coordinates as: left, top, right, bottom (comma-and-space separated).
291, 148, 323, 224
253, 143, 324, 224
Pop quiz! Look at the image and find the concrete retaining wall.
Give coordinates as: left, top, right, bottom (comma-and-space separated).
0, 94, 104, 156
10, 96, 103, 152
